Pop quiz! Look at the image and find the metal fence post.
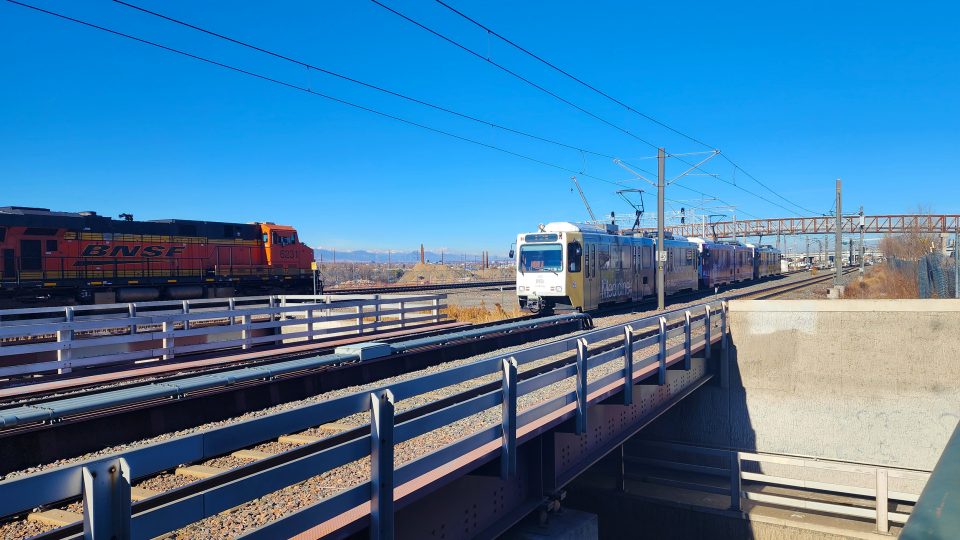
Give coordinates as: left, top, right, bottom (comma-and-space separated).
729, 451, 741, 511
356, 304, 364, 335
721, 302, 730, 390
127, 303, 137, 336
501, 357, 518, 480
657, 317, 667, 385
371, 389, 395, 540
876, 468, 889, 533
307, 309, 316, 340
241, 314, 252, 350
432, 297, 441, 323
576, 338, 589, 435
162, 320, 174, 360
182, 300, 190, 331
623, 325, 634, 406
82, 457, 131, 540
373, 294, 382, 331
399, 301, 406, 328
228, 298, 236, 325
57, 306, 74, 374
704, 305, 712, 361
683, 310, 692, 370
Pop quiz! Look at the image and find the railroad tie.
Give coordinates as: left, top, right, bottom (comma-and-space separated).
131, 486, 161, 501
278, 433, 322, 445
28, 509, 81, 527
278, 423, 351, 445
175, 464, 226, 479
231, 449, 275, 461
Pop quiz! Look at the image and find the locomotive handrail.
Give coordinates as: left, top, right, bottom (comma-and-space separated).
0, 294, 447, 377
0, 300, 725, 540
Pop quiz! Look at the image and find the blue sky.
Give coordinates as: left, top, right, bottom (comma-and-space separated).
2, 1, 958, 254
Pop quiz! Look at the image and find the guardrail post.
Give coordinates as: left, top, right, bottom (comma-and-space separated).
356, 304, 364, 335
623, 325, 634, 405
182, 300, 190, 331
228, 298, 236, 325
501, 357, 518, 480
876, 468, 889, 533
704, 305, 712, 361
683, 310, 692, 370
57, 306, 74, 374
127, 303, 137, 335
242, 314, 252, 350
432, 297, 441, 323
162, 320, 174, 360
399, 301, 406, 328
721, 302, 729, 390
729, 451, 741, 511
82, 457, 131, 540
657, 317, 667, 385
576, 338, 589, 435
373, 294, 382, 331
371, 389, 395, 540
307, 308, 316, 340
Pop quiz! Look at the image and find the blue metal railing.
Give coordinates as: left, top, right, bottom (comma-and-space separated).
0, 301, 726, 539
902, 421, 960, 538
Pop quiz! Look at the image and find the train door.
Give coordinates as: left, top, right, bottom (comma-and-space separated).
585, 242, 597, 310
19, 240, 42, 272
2, 249, 14, 279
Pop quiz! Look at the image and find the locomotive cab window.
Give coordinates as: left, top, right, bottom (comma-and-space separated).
567, 241, 582, 273
519, 243, 562, 273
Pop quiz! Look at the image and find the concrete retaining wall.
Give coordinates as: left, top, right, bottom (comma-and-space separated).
639, 299, 960, 471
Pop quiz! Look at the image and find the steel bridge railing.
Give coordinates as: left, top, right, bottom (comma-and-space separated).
0, 300, 728, 540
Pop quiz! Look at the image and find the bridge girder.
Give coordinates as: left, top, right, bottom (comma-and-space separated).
631, 215, 960, 240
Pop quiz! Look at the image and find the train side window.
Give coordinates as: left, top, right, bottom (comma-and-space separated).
642, 247, 651, 269
262, 233, 269, 244
568, 241, 582, 273
46, 240, 57, 252
591, 245, 597, 276
599, 246, 611, 270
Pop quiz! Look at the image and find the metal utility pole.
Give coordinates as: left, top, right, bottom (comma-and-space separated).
835, 179, 842, 284
805, 236, 810, 266
955, 228, 959, 299
571, 176, 598, 223
657, 148, 666, 311
859, 206, 866, 279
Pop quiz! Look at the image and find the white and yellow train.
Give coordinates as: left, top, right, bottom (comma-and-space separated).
513, 222, 780, 312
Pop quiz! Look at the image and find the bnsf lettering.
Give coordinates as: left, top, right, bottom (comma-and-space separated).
81, 245, 185, 257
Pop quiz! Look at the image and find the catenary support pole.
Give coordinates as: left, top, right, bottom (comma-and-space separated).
657, 148, 666, 311
835, 178, 842, 285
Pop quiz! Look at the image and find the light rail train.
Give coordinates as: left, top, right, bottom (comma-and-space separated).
513, 222, 781, 312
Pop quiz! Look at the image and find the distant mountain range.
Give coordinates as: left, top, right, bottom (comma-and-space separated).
314, 249, 505, 263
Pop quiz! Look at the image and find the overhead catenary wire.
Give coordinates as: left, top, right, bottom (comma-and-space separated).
109, 0, 623, 163
3, 0, 631, 190
428, 0, 823, 217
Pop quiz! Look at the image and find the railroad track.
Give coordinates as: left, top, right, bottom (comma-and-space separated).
326, 279, 514, 295
0, 313, 589, 473
0, 270, 847, 537
735, 267, 857, 300
2, 306, 708, 540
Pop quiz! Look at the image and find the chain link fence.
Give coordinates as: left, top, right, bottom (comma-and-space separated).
889, 255, 958, 298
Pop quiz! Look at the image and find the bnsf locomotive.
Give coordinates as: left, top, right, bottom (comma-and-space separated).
0, 207, 316, 304
514, 222, 781, 312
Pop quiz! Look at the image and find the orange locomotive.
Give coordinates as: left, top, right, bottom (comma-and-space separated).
0, 207, 316, 304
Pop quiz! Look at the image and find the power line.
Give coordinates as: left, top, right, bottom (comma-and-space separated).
433, 0, 714, 150
369, 0, 662, 151
3, 0, 629, 190
429, 1, 821, 217
110, 0, 622, 163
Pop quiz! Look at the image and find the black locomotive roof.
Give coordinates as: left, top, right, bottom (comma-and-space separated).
0, 207, 262, 240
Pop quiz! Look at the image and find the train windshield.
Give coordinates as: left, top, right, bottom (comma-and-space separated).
519, 244, 563, 273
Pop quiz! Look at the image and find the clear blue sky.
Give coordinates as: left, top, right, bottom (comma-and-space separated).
2, 1, 958, 254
